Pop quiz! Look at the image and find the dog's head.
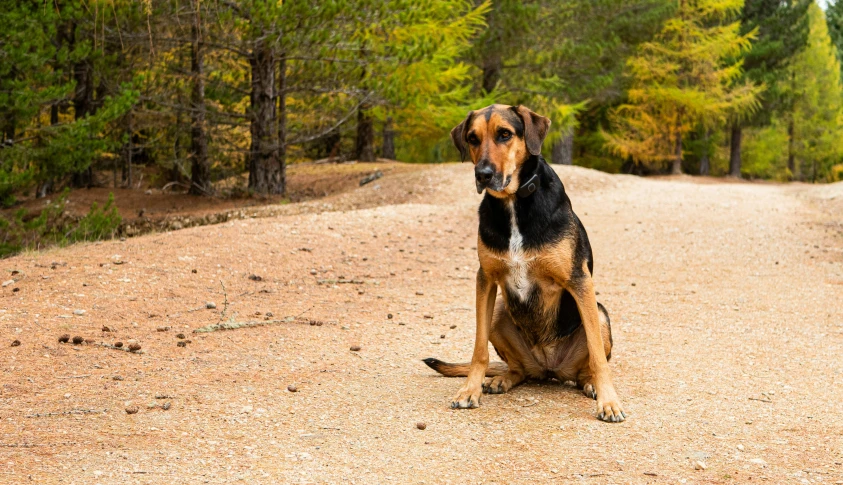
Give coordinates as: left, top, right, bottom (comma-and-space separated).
451, 104, 550, 197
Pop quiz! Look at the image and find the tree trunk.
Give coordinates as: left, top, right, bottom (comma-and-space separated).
787, 117, 796, 179
189, 6, 211, 196
381, 116, 395, 160
672, 130, 682, 175
729, 124, 742, 178
551, 129, 573, 165
71, 56, 94, 188
247, 40, 281, 194
122, 109, 133, 188
699, 128, 711, 175
355, 104, 375, 162
480, 7, 501, 93
277, 54, 287, 196
1, 113, 14, 143
482, 54, 501, 94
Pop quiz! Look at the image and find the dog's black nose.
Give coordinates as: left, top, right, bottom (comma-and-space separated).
475, 164, 494, 186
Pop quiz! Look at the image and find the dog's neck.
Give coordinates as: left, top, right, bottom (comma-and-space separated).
515, 155, 541, 199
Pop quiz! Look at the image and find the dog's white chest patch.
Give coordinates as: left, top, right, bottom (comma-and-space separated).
505, 200, 532, 301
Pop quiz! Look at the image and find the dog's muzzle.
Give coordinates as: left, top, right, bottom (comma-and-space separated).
474, 162, 508, 194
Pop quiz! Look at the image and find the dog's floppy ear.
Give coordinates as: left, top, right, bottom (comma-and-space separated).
450, 110, 474, 162
514, 106, 551, 156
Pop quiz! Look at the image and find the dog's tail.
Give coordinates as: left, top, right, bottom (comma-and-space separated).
422, 358, 508, 377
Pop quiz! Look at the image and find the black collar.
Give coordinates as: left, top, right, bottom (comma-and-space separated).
516, 172, 539, 198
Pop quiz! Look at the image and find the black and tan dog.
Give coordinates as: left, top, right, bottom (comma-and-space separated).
423, 104, 626, 422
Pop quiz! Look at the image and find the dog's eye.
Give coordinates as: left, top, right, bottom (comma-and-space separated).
467, 134, 480, 145
499, 130, 512, 141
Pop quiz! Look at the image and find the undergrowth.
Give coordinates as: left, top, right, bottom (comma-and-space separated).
0, 189, 122, 258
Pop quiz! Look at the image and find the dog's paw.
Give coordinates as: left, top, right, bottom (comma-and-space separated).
482, 375, 510, 394
582, 383, 597, 400
595, 386, 626, 423
450, 386, 481, 409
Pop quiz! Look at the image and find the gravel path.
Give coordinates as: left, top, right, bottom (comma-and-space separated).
1, 164, 841, 484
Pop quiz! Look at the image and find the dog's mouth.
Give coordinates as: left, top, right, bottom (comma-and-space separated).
476, 174, 511, 194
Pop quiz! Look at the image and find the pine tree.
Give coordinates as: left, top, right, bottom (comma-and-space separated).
728, 0, 809, 177
789, 2, 843, 181
604, 0, 761, 174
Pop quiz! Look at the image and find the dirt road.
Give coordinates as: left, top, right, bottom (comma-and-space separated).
1, 164, 842, 484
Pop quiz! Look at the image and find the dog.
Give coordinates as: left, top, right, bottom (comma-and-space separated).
423, 104, 626, 422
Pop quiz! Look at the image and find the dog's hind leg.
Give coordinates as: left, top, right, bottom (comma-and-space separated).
483, 301, 542, 394
554, 303, 613, 400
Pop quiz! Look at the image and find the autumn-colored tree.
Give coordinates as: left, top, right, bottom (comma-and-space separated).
604, 0, 761, 174
788, 2, 843, 181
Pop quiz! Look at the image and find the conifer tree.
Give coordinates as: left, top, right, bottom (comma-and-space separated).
728, 0, 809, 177
604, 0, 761, 174
789, 2, 843, 181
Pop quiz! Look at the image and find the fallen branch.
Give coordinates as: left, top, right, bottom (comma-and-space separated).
56, 374, 91, 379
317, 278, 365, 285
748, 397, 772, 403
26, 408, 107, 418
193, 315, 322, 333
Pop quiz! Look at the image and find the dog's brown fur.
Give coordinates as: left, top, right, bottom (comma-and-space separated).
424, 104, 626, 422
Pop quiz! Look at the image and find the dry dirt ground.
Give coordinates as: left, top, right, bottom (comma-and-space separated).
1, 163, 842, 485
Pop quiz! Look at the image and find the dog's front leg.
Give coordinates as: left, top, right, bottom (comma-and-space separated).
451, 268, 497, 409
570, 269, 626, 422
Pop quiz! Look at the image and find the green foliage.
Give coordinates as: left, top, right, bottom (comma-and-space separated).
739, 0, 810, 124
604, 0, 761, 169
789, 2, 843, 181
0, 189, 122, 258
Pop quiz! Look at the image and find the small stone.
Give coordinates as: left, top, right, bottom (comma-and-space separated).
450, 325, 457, 329
694, 461, 706, 470
156, 326, 170, 332
176, 333, 186, 339
162, 401, 171, 410
737, 444, 745, 451
11, 340, 20, 347
424, 314, 433, 319
287, 385, 298, 392
551, 469, 559, 474
84, 338, 95, 344
749, 458, 767, 466
73, 309, 86, 316
415, 291, 424, 295
309, 269, 317, 275
205, 302, 216, 309
72, 336, 85, 345
191, 269, 197, 273
12, 287, 19, 292
248, 274, 262, 282
58, 334, 70, 343
112, 375, 123, 381
387, 313, 393, 319
350, 345, 361, 352
125, 406, 139, 415
177, 341, 187, 347
101, 326, 112, 332
358, 290, 364, 295
266, 312, 273, 317
416, 422, 426, 430
128, 343, 142, 352
241, 405, 253, 414
114, 342, 123, 348
440, 334, 445, 339
631, 282, 636, 287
